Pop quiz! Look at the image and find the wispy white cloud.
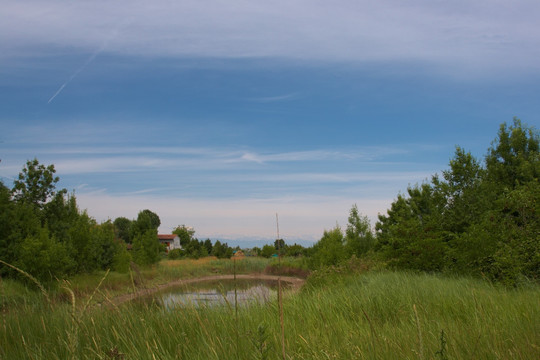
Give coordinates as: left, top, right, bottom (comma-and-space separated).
247, 93, 301, 103
1, 144, 432, 177
2, 1, 539, 75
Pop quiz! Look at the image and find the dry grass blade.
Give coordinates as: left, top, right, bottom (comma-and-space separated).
0, 259, 50, 305
82, 269, 110, 314
413, 304, 424, 360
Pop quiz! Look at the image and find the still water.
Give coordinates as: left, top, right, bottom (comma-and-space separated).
146, 279, 287, 309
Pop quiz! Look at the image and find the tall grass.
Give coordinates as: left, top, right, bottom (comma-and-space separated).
1, 270, 538, 359
158, 257, 271, 280
0, 257, 272, 310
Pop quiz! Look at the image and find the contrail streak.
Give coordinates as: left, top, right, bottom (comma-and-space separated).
47, 19, 131, 104
47, 83, 67, 104
47, 45, 104, 104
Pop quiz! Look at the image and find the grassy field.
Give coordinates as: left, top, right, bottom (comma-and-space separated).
1, 257, 272, 309
1, 259, 539, 359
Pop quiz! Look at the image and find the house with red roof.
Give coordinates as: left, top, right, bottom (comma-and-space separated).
158, 234, 181, 252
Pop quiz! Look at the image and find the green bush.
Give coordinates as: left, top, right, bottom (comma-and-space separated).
167, 249, 184, 260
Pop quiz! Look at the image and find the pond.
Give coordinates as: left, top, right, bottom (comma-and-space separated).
143, 278, 289, 309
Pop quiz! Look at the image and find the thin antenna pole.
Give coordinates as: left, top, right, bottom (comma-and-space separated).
276, 213, 280, 240
276, 213, 286, 360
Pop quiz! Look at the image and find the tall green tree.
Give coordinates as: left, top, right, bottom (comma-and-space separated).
1, 160, 132, 279
435, 147, 486, 234
274, 238, 285, 251
376, 183, 447, 271
486, 118, 539, 190
345, 204, 374, 257
16, 227, 74, 283
308, 226, 347, 269
132, 229, 161, 266
113, 217, 133, 243
260, 244, 276, 258
131, 209, 161, 237
12, 158, 63, 208
374, 118, 539, 282
203, 239, 213, 255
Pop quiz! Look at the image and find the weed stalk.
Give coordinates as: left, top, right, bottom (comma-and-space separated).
413, 304, 424, 360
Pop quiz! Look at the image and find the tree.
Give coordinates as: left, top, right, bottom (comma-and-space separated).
203, 239, 213, 255
308, 226, 347, 269
0, 182, 24, 271
212, 240, 233, 259
375, 183, 447, 271
250, 246, 261, 256
12, 158, 63, 208
132, 209, 161, 237
345, 204, 374, 257
274, 238, 285, 251
173, 225, 196, 248
435, 147, 486, 234
373, 119, 539, 282
285, 243, 305, 257
16, 227, 74, 283
132, 229, 161, 266
114, 217, 133, 243
486, 118, 539, 190
43, 192, 79, 242
260, 244, 276, 258
112, 239, 132, 273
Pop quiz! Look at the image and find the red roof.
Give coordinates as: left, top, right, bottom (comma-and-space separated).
158, 234, 177, 240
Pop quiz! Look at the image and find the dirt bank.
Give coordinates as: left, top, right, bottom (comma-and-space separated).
110, 274, 305, 306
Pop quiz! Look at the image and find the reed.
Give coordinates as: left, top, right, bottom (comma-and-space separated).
1, 268, 538, 359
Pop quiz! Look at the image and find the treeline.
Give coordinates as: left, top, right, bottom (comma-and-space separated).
114, 215, 236, 261
168, 225, 234, 260
306, 118, 539, 285
0, 160, 237, 282
0, 159, 128, 282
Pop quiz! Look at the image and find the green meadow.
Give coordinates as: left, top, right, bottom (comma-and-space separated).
1, 259, 538, 360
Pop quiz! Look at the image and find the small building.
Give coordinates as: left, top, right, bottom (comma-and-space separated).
158, 234, 181, 252
232, 250, 245, 259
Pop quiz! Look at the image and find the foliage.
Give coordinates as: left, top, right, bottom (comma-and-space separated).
284, 243, 305, 257
132, 229, 161, 266
173, 225, 196, 247
260, 244, 276, 258
112, 240, 131, 273
308, 226, 347, 269
374, 118, 539, 284
345, 204, 375, 257
11, 158, 62, 208
167, 248, 184, 260
170, 226, 234, 259
131, 209, 160, 237
212, 240, 234, 259
0, 159, 157, 282
15, 227, 74, 283
274, 238, 285, 251
486, 118, 539, 189
113, 217, 132, 243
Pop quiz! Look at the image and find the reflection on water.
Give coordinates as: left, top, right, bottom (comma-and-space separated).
149, 279, 285, 309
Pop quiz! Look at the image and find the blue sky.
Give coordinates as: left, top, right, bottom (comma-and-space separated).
1, 0, 539, 246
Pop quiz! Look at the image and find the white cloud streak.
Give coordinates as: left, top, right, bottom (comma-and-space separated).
2, 1, 539, 75
0, 136, 441, 242
247, 93, 301, 103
